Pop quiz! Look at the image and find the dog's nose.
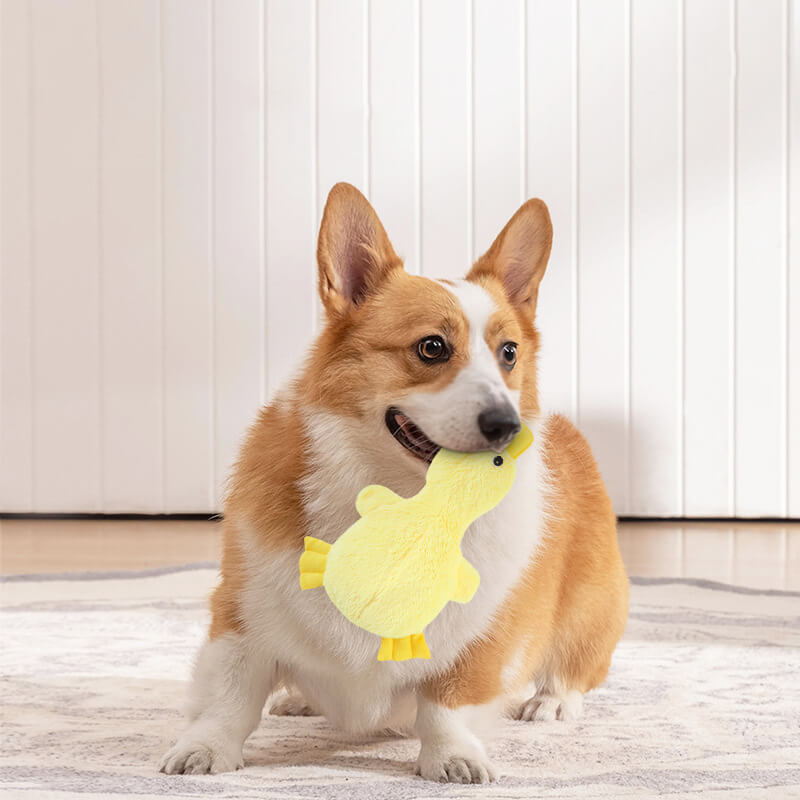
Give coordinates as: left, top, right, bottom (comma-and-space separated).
478, 405, 521, 450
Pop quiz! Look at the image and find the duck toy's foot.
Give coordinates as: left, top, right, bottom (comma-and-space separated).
299, 536, 331, 589
377, 633, 431, 661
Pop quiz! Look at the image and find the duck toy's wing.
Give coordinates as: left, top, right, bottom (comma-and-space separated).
355, 484, 403, 516
453, 557, 480, 604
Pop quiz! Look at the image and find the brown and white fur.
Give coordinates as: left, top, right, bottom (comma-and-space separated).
159, 183, 629, 784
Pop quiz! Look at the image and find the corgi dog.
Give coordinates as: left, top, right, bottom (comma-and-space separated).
160, 183, 629, 784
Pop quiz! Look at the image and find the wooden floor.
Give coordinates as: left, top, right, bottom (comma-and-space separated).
0, 519, 220, 574
1, 518, 798, 591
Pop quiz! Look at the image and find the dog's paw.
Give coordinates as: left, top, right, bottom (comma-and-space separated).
416, 750, 497, 784
159, 739, 243, 775
269, 689, 319, 717
510, 689, 583, 722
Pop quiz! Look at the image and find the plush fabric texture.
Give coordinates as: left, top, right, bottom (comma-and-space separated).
299, 426, 534, 658
2, 565, 799, 799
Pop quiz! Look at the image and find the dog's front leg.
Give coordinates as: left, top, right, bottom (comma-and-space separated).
415, 693, 497, 784
160, 632, 274, 774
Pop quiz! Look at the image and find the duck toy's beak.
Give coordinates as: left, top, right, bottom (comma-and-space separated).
506, 423, 534, 460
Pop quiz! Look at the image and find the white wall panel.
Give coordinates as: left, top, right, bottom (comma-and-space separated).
212, 0, 263, 506
30, 0, 101, 511
576, 0, 627, 508
420, 0, 469, 277
629, 0, 681, 515
98, 0, 162, 512
317, 0, 367, 328
318, 0, 367, 201
369, 0, 419, 272
790, 0, 800, 518
264, 0, 316, 396
734, 0, 787, 516
162, 0, 213, 512
472, 0, 524, 258
683, 0, 733, 516
527, 0, 576, 420
1, 0, 797, 517
0, 0, 34, 511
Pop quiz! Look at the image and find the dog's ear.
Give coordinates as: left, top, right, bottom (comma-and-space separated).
317, 183, 401, 317
467, 198, 553, 317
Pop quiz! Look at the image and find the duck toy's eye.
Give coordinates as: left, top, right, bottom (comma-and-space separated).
493, 456, 504, 467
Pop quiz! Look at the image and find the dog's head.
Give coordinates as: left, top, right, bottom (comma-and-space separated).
302, 183, 552, 471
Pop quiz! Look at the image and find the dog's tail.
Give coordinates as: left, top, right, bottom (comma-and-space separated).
298, 536, 330, 590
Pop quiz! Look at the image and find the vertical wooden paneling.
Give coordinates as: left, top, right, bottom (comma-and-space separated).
213, 0, 263, 505
0, 1, 33, 511
0, 2, 797, 516
318, 0, 367, 198
683, 0, 733, 517
420, 0, 469, 277
316, 0, 367, 327
527, 0, 576, 419
265, 0, 316, 396
790, 0, 800, 518
472, 0, 523, 257
735, 0, 786, 516
629, 0, 681, 515
99, 0, 162, 512
162, 0, 213, 512
370, 0, 418, 270
576, 0, 627, 507
30, 0, 101, 511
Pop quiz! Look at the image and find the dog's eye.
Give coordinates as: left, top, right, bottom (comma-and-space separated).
500, 342, 517, 370
417, 336, 449, 363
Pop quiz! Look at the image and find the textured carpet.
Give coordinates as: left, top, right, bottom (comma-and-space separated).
2, 566, 799, 799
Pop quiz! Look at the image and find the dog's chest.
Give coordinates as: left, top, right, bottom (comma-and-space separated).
294, 430, 548, 661
239, 423, 549, 728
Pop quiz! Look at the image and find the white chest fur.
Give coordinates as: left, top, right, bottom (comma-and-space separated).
235, 411, 551, 731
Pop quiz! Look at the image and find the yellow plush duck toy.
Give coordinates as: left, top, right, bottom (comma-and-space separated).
299, 424, 534, 661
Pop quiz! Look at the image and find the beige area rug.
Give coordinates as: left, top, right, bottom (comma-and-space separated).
2, 565, 799, 799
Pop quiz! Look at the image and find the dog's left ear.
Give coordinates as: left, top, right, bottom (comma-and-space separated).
317, 182, 402, 317
467, 198, 553, 316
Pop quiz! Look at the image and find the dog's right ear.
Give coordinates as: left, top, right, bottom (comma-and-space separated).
317, 183, 402, 317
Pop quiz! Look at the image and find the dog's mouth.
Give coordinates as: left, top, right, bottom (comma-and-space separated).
385, 407, 441, 464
